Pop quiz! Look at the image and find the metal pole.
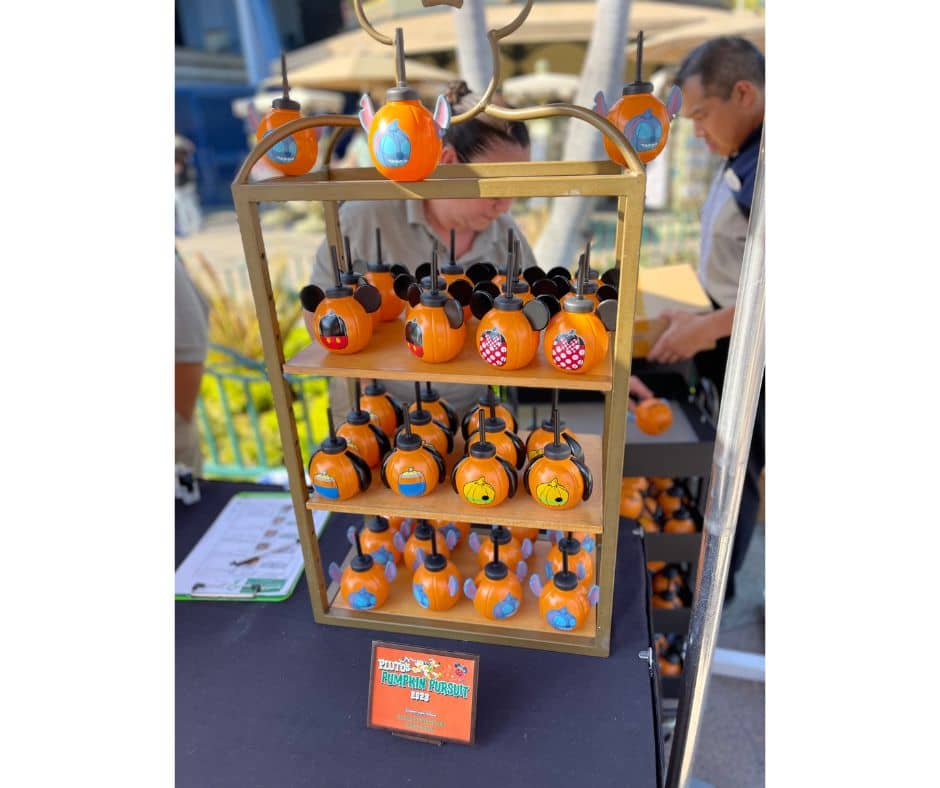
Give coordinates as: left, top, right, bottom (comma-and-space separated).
665, 131, 766, 788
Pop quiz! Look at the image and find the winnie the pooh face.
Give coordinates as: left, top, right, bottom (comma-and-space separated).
463, 476, 496, 505
536, 478, 569, 507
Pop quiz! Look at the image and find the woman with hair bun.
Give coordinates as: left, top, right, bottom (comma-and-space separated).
313, 81, 536, 416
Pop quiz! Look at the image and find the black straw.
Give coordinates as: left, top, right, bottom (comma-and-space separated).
280, 52, 289, 100
636, 30, 644, 83
329, 246, 342, 288
430, 247, 439, 294
414, 382, 423, 411
394, 27, 406, 87
354, 529, 364, 558
327, 407, 336, 442
552, 388, 559, 412
430, 526, 438, 556
450, 228, 456, 265
478, 409, 486, 445
344, 235, 353, 273
403, 408, 413, 437
493, 529, 500, 564
354, 380, 362, 413
553, 407, 561, 447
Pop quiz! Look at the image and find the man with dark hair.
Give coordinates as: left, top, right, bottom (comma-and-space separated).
648, 36, 765, 601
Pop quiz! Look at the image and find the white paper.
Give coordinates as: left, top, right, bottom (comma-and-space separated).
176, 493, 328, 599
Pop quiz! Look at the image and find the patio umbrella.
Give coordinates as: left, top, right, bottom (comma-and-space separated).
501, 59, 579, 103
265, 43, 457, 95
230, 87, 346, 120
640, 11, 765, 65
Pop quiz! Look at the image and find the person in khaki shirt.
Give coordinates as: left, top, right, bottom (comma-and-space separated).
312, 81, 536, 418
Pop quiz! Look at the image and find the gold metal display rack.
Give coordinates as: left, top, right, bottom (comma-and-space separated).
231, 0, 648, 657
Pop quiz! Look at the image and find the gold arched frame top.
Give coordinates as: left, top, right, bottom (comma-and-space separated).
352, 0, 534, 126
233, 100, 644, 186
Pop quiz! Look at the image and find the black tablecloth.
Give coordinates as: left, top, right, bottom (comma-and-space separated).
176, 480, 661, 787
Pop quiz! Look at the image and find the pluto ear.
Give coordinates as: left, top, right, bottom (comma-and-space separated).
358, 94, 375, 132
593, 90, 608, 116
300, 284, 325, 312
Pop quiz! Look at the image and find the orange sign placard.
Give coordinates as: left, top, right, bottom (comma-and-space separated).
367, 641, 480, 745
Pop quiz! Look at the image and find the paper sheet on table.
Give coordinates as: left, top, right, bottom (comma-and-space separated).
175, 492, 328, 601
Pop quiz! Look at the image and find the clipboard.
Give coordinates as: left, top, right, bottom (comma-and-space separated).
175, 492, 329, 602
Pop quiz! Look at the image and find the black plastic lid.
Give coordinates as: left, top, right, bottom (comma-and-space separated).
345, 408, 371, 426
494, 294, 523, 311
491, 525, 512, 545
543, 409, 572, 461
468, 410, 497, 459
423, 527, 447, 572
484, 532, 508, 580
552, 550, 578, 591
558, 531, 581, 556
271, 53, 301, 111
366, 516, 389, 533
320, 408, 348, 454
395, 410, 423, 451
351, 531, 374, 572
423, 382, 441, 402
364, 379, 386, 396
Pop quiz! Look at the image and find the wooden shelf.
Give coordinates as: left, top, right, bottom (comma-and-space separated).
307, 435, 605, 533
328, 537, 598, 642
284, 318, 613, 392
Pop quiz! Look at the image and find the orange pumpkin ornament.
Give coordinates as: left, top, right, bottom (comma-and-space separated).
465, 404, 526, 471
663, 506, 697, 535
357, 517, 410, 566
328, 528, 396, 610
623, 476, 649, 495
541, 248, 618, 375
594, 31, 682, 166
413, 382, 458, 434
427, 518, 470, 547
524, 408, 593, 511
395, 382, 454, 463
308, 408, 372, 501
255, 53, 318, 177
528, 549, 600, 632
299, 245, 381, 355
635, 398, 674, 436
468, 525, 533, 573
397, 248, 467, 363
659, 649, 683, 678
336, 380, 392, 469
460, 387, 517, 439
399, 520, 456, 575
472, 242, 550, 371
620, 478, 645, 519
357, 29, 450, 183
451, 411, 518, 508
638, 513, 660, 534
363, 227, 408, 322
545, 530, 595, 588
360, 379, 405, 439
464, 527, 528, 620
525, 390, 584, 463
380, 410, 446, 498
657, 484, 685, 518
411, 527, 462, 611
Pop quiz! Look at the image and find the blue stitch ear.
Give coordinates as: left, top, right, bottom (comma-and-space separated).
393, 532, 406, 552
328, 562, 342, 584
588, 585, 600, 606
445, 530, 458, 551
577, 562, 586, 581
463, 578, 477, 599
448, 575, 459, 597
385, 561, 397, 582
666, 85, 683, 119
469, 532, 481, 553
516, 560, 528, 580
413, 547, 426, 572
346, 525, 357, 545
433, 94, 451, 136
529, 574, 543, 597
401, 518, 414, 537
521, 538, 533, 559
593, 90, 608, 116
358, 93, 375, 132
544, 562, 554, 580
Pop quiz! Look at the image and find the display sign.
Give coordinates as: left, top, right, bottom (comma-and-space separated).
367, 641, 480, 744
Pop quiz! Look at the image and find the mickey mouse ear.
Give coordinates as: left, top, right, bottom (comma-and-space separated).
393, 272, 416, 301
596, 299, 618, 331
415, 262, 432, 283
406, 283, 422, 307
447, 278, 474, 306
474, 280, 500, 300
601, 268, 620, 286
546, 266, 573, 281
389, 263, 410, 277
522, 265, 546, 286
470, 289, 494, 321
299, 284, 325, 312
354, 283, 382, 313
530, 278, 559, 298
443, 298, 464, 329
466, 261, 497, 284
523, 298, 550, 331
596, 284, 618, 303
